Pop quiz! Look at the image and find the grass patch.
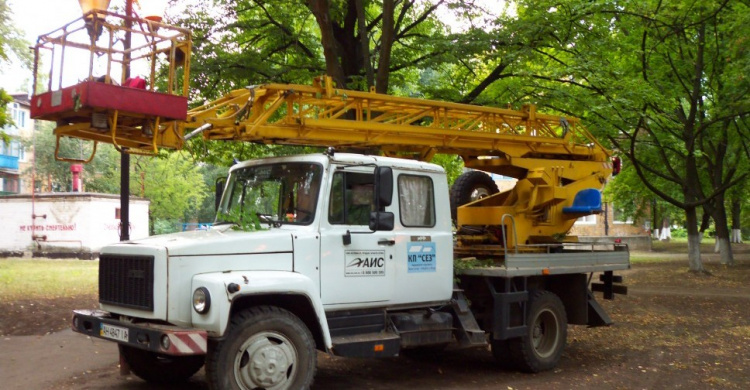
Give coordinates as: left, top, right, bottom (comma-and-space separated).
0, 259, 98, 300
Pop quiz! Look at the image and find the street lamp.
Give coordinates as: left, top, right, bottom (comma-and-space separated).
78, 0, 111, 13
138, 0, 169, 22
78, 0, 111, 40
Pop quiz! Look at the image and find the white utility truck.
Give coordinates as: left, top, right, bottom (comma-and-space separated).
72, 150, 628, 389
27, 12, 629, 390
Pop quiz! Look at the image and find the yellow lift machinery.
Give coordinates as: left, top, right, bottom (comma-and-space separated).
177, 76, 614, 255
31, 12, 615, 256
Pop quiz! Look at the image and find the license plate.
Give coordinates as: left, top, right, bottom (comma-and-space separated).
100, 323, 129, 342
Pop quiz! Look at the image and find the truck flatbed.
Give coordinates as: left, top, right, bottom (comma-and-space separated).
460, 244, 630, 278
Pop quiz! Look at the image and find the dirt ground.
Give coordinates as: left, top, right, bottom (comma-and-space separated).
2, 244, 749, 389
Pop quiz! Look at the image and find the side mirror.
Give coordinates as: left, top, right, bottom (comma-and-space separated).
373, 166, 393, 210
215, 177, 227, 211
369, 211, 394, 231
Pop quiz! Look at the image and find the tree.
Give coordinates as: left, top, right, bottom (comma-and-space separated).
0, 0, 32, 139
131, 152, 208, 234
431, 0, 749, 272
28, 121, 122, 193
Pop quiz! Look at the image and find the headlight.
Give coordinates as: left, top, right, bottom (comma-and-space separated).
193, 287, 211, 314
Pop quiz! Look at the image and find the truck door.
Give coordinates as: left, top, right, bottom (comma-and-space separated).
319, 168, 395, 306
390, 171, 454, 305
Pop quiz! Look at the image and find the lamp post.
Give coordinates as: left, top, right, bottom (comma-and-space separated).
76, 0, 168, 242
120, 0, 133, 241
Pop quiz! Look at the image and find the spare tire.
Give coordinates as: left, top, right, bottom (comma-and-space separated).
450, 170, 499, 221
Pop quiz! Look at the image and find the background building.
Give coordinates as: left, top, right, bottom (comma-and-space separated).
1, 94, 34, 195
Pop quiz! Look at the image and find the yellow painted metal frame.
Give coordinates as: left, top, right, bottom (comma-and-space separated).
183, 76, 609, 162
182, 76, 613, 252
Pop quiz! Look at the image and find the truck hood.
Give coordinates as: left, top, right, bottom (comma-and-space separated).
121, 227, 293, 257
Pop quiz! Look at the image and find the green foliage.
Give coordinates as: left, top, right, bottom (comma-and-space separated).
132, 152, 208, 224
218, 207, 264, 232
0, 89, 11, 142
152, 219, 179, 235
453, 256, 494, 284
431, 154, 464, 186
25, 121, 122, 192
0, 0, 32, 138
0, 0, 31, 68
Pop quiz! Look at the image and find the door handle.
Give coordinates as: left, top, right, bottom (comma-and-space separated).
378, 239, 396, 246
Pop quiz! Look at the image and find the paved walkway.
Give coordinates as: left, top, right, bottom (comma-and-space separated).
0, 329, 118, 389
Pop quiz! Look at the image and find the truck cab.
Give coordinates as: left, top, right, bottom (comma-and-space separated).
74, 152, 462, 388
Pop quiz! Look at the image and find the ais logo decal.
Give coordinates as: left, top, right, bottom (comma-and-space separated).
345, 250, 386, 277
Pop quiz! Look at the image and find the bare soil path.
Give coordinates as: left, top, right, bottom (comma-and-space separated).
1, 245, 748, 389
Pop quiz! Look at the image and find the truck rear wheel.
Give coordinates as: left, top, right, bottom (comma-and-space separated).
450, 171, 499, 221
509, 290, 567, 372
206, 306, 316, 390
119, 344, 204, 384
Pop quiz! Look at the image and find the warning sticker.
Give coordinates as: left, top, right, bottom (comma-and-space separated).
345, 250, 386, 277
407, 241, 437, 273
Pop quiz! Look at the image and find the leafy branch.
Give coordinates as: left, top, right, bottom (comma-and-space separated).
218, 207, 265, 232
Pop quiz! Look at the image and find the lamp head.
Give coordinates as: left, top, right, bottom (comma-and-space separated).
79, 0, 110, 40
78, 0, 111, 15
138, 0, 169, 23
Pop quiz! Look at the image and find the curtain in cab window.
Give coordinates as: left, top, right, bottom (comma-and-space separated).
398, 175, 435, 227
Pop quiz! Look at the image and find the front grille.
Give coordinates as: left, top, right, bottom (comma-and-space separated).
99, 254, 155, 311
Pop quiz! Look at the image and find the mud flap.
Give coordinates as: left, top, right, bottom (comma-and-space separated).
587, 290, 612, 327
449, 289, 487, 347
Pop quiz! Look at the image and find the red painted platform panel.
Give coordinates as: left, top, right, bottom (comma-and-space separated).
30, 81, 188, 121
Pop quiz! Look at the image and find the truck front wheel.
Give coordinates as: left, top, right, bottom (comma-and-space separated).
118, 344, 204, 384
206, 306, 316, 390
509, 290, 567, 372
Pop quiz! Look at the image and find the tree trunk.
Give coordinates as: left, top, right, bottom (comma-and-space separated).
375, 0, 395, 93
355, 0, 374, 88
685, 206, 705, 273
699, 210, 710, 238
658, 216, 671, 241
731, 198, 742, 243
712, 194, 734, 265
308, 0, 348, 88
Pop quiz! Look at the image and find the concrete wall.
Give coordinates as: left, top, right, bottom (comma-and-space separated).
0, 193, 149, 258
577, 235, 652, 251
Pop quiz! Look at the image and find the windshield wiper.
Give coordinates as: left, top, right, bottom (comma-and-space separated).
256, 213, 283, 228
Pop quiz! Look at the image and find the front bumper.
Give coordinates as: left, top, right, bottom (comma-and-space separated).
72, 309, 207, 356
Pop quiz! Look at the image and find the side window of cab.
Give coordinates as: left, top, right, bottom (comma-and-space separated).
397, 174, 435, 227
328, 171, 375, 225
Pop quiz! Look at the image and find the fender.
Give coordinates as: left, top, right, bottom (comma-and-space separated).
191, 271, 332, 349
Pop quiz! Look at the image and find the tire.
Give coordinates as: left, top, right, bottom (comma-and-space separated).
508, 290, 567, 373
450, 171, 499, 221
206, 306, 317, 390
119, 344, 204, 384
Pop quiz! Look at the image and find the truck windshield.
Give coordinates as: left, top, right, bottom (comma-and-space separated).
216, 162, 323, 226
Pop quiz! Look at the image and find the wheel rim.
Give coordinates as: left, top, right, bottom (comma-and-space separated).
234, 331, 298, 390
531, 308, 560, 359
470, 187, 491, 202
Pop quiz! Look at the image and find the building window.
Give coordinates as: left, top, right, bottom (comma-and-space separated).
613, 203, 634, 224
575, 214, 597, 225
